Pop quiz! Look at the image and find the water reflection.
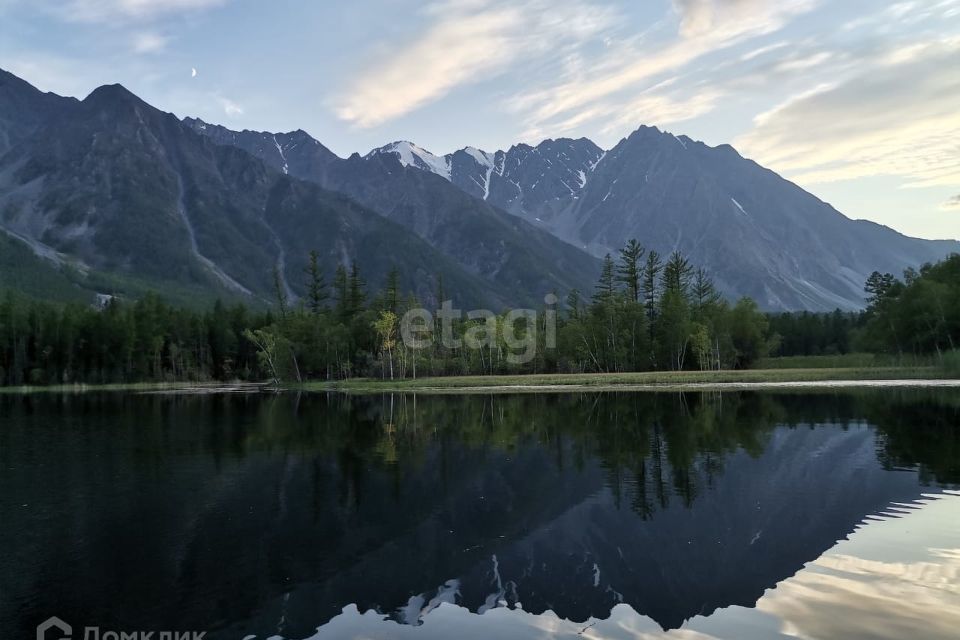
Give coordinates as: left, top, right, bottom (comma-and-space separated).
0, 390, 957, 639
309, 493, 960, 640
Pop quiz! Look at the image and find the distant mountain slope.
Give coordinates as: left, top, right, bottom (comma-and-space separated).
364, 128, 959, 311
0, 76, 512, 308
0, 69, 77, 158
185, 120, 602, 305
2, 66, 954, 312
557, 127, 959, 310
366, 138, 604, 220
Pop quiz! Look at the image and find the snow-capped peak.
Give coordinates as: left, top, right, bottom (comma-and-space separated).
368, 141, 451, 180
462, 146, 495, 169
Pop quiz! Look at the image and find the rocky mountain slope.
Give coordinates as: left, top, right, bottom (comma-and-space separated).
184, 119, 601, 306
360, 128, 959, 310
2, 65, 955, 312
0, 72, 595, 308
0, 69, 77, 157
0, 84, 509, 307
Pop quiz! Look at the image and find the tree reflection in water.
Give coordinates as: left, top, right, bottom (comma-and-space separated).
0, 389, 956, 639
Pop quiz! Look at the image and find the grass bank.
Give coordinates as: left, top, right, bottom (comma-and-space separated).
0, 381, 267, 395
309, 366, 950, 394
756, 353, 938, 369
4, 362, 956, 395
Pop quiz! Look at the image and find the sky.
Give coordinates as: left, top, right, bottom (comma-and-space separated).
1, 0, 958, 241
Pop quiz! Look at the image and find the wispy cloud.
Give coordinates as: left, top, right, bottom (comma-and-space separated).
739, 40, 790, 61
505, 0, 817, 141
217, 96, 243, 117
736, 37, 960, 190
132, 31, 168, 53
759, 545, 960, 640
672, 0, 775, 38
522, 82, 724, 141
50, 0, 228, 23
333, 0, 616, 129
943, 195, 960, 211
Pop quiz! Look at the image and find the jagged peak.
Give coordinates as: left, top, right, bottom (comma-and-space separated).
459, 146, 495, 168
367, 140, 451, 179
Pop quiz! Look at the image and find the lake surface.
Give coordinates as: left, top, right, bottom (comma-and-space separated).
1, 390, 958, 639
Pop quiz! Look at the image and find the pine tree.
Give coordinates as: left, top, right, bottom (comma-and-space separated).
333, 264, 349, 319
642, 250, 663, 321
616, 239, 645, 303
348, 263, 366, 315
435, 273, 445, 307
864, 271, 898, 310
304, 250, 328, 314
566, 289, 582, 320
692, 267, 720, 310
384, 267, 400, 314
273, 265, 288, 318
662, 251, 693, 297
593, 254, 617, 305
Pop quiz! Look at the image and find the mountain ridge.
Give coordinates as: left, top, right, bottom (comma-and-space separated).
0, 72, 543, 309
356, 124, 958, 310
1, 67, 956, 312
183, 116, 602, 306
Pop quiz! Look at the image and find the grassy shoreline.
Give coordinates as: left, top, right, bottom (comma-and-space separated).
1, 367, 956, 395
0, 381, 268, 395
312, 366, 954, 394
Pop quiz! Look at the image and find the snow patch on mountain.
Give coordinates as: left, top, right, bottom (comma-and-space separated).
463, 146, 494, 169
272, 135, 289, 175
462, 147, 496, 200
369, 141, 451, 180
589, 151, 607, 171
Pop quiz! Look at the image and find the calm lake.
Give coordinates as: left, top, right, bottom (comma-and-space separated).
2, 390, 958, 639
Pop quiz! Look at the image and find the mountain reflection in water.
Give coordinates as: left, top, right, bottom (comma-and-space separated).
310, 492, 960, 639
0, 390, 957, 640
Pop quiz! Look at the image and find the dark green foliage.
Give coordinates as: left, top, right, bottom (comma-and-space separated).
382, 268, 400, 314
304, 250, 328, 314
692, 267, 721, 310
864, 271, 900, 310
0, 292, 264, 385
642, 250, 663, 323
14, 250, 957, 386
592, 254, 617, 306
859, 254, 960, 357
767, 309, 863, 357
765, 254, 960, 364
616, 239, 645, 303
661, 251, 693, 297
1, 244, 774, 385
557, 242, 769, 372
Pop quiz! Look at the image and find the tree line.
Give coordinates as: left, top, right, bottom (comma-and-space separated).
764, 254, 960, 363
859, 254, 959, 358
2, 249, 957, 386
555, 242, 770, 372
240, 243, 773, 381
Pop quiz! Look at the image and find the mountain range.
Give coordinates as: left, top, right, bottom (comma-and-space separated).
356, 132, 959, 310
1, 67, 956, 311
